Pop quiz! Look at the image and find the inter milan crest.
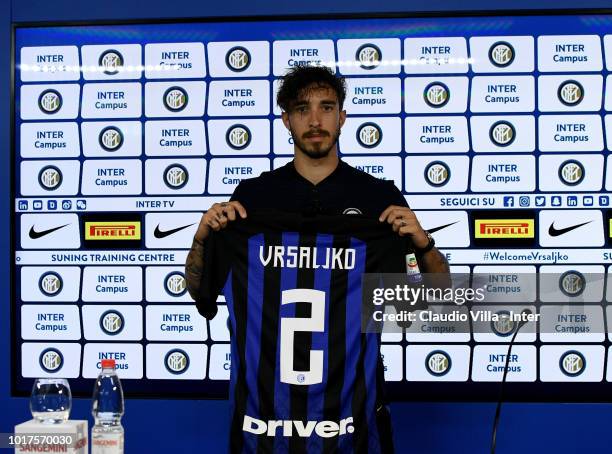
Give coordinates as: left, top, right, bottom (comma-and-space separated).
488, 41, 515, 67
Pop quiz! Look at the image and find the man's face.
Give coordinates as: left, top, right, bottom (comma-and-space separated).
282, 84, 346, 159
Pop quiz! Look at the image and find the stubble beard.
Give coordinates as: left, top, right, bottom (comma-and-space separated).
290, 126, 341, 160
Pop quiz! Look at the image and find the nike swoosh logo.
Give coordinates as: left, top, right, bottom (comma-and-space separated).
28, 224, 69, 239
427, 222, 458, 234
548, 221, 592, 237
154, 223, 196, 239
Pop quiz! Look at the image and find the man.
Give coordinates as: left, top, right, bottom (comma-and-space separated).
186, 65, 449, 453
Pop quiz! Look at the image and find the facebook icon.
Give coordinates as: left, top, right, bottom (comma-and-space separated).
503, 196, 514, 207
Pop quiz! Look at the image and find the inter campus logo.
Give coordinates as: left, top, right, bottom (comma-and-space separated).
491, 311, 516, 337
99, 310, 125, 335
163, 86, 188, 112
557, 80, 584, 106
38, 271, 63, 296
164, 164, 189, 189
559, 270, 586, 297
488, 41, 515, 67
225, 46, 251, 72
98, 49, 124, 75
226, 124, 252, 150
471, 210, 537, 247
559, 350, 586, 377
424, 161, 450, 187
558, 160, 584, 186
489, 121, 516, 147
82, 213, 142, 249
38, 165, 63, 191
356, 122, 382, 148
164, 349, 190, 374
39, 348, 63, 373
38, 89, 62, 114
99, 126, 124, 151
423, 82, 450, 108
164, 271, 187, 297
355, 44, 382, 69
425, 350, 451, 376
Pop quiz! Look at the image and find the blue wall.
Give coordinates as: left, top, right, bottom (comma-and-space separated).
4, 1, 612, 452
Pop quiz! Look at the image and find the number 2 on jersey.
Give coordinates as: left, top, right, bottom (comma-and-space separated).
279, 289, 325, 385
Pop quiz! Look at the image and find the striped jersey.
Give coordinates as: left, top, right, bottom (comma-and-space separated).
196, 211, 412, 454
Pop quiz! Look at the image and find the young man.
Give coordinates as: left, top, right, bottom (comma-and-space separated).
186, 66, 449, 453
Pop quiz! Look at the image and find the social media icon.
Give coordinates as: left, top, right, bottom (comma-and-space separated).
18, 200, 28, 211
519, 196, 530, 207
33, 200, 43, 210
551, 196, 562, 206
582, 196, 593, 206
567, 196, 578, 207
535, 196, 546, 207
62, 200, 72, 210
599, 196, 609, 206
76, 200, 87, 210
503, 196, 514, 207
47, 200, 57, 210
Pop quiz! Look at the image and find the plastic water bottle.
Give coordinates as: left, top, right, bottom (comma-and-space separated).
91, 359, 125, 454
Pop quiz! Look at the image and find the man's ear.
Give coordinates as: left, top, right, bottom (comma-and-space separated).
281, 110, 291, 130
339, 109, 347, 128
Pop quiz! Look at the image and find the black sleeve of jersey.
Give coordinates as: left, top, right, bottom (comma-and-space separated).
195, 232, 232, 320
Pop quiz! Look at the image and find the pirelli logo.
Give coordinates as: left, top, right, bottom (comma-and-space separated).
475, 219, 535, 238
85, 222, 141, 240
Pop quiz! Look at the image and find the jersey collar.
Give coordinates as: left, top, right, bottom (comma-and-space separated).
285, 158, 347, 187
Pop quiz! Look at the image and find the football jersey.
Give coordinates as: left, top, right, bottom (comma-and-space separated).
196, 211, 415, 454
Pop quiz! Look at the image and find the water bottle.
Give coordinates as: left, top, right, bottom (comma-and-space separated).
91, 359, 124, 454
30, 378, 72, 424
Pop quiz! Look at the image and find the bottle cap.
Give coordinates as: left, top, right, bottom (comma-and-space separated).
100, 359, 116, 369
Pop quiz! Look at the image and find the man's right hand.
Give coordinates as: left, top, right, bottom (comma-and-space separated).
194, 201, 247, 241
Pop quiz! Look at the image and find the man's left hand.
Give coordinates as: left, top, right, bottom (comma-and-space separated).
379, 205, 429, 249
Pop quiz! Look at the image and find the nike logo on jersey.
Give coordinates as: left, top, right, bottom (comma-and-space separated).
154, 223, 196, 239
28, 224, 69, 239
427, 222, 458, 234
548, 221, 592, 237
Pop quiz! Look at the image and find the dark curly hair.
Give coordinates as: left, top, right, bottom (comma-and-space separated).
276, 65, 347, 112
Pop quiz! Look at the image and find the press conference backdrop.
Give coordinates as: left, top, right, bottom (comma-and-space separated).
11, 13, 612, 401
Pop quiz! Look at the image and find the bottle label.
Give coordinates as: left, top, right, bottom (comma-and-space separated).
92, 432, 124, 454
